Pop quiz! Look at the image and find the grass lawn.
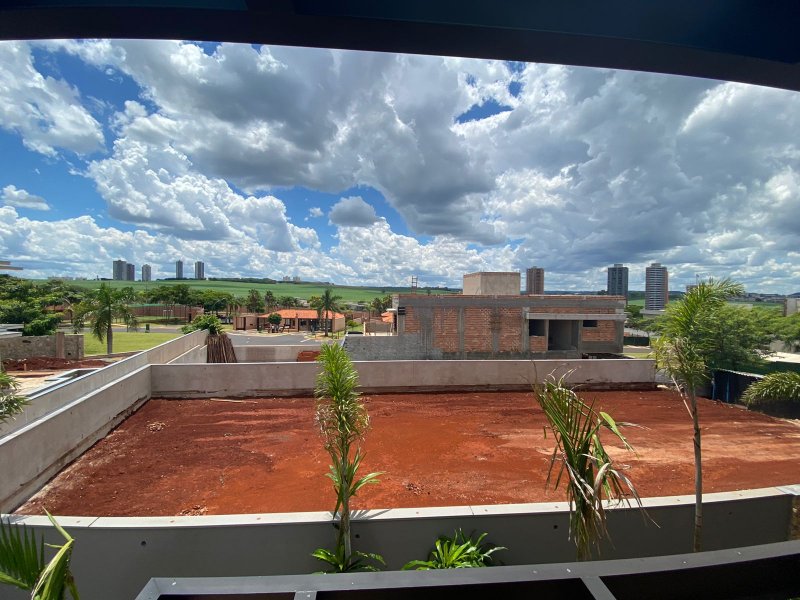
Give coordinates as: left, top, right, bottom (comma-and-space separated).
83, 331, 180, 355
57, 279, 458, 303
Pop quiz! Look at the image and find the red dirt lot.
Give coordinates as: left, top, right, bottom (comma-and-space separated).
3, 357, 111, 371
16, 390, 800, 517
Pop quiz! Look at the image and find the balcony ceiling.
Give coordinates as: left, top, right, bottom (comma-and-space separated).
1, 1, 799, 91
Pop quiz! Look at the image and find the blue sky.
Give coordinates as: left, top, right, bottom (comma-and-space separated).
1, 40, 799, 292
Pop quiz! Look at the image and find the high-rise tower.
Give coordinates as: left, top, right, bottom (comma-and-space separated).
525, 266, 544, 295
645, 263, 669, 310
607, 264, 629, 299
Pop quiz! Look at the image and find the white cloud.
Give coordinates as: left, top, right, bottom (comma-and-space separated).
2, 41, 800, 292
0, 42, 104, 156
1, 185, 49, 210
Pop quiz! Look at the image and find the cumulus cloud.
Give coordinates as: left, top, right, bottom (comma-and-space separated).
2, 40, 800, 291
2, 185, 49, 210
329, 196, 379, 227
0, 42, 104, 156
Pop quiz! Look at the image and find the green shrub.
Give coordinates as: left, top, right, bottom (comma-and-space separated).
742, 372, 800, 407
22, 315, 61, 336
402, 530, 504, 570
181, 314, 223, 335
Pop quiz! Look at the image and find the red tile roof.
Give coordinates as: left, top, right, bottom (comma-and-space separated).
263, 309, 345, 320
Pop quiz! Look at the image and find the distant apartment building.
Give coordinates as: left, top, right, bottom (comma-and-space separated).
126, 263, 135, 281
607, 264, 629, 299
645, 263, 669, 310
176, 260, 184, 279
112, 259, 127, 281
194, 261, 205, 280
525, 266, 544, 295
141, 264, 152, 282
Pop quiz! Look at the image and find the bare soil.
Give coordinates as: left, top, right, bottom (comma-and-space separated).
3, 357, 112, 371
16, 390, 800, 517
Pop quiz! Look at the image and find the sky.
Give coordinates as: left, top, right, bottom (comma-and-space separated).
0, 39, 799, 293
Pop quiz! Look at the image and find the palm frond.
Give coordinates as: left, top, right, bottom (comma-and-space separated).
534, 373, 642, 560
0, 518, 44, 590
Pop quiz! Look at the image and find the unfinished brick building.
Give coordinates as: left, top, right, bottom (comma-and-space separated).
395, 295, 625, 360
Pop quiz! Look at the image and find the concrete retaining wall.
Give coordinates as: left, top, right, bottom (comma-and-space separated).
6, 486, 798, 600
0, 333, 83, 360
0, 330, 207, 437
151, 359, 656, 398
234, 345, 310, 362
0, 366, 152, 512
345, 333, 442, 360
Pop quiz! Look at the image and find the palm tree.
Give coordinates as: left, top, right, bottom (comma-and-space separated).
652, 278, 743, 552
72, 283, 137, 355
741, 371, 800, 410
319, 288, 343, 337
534, 373, 642, 560
313, 343, 382, 572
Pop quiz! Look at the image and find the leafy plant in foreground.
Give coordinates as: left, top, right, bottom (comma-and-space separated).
313, 343, 383, 573
402, 530, 504, 570
534, 373, 643, 561
0, 371, 27, 425
0, 511, 79, 599
742, 371, 800, 407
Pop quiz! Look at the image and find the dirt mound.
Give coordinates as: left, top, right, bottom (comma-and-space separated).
2, 357, 111, 372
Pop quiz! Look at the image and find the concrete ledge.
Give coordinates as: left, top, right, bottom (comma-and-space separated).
6, 486, 798, 600
151, 359, 656, 398
0, 366, 152, 512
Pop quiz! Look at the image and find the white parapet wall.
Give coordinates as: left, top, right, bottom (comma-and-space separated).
233, 344, 312, 362
151, 358, 657, 397
4, 486, 798, 600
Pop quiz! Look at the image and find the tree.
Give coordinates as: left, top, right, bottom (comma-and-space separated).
278, 295, 298, 308
652, 278, 743, 552
72, 284, 138, 355
369, 295, 392, 315
533, 373, 642, 560
704, 305, 770, 372
312, 344, 382, 572
319, 288, 343, 337
267, 313, 282, 331
245, 288, 265, 313
264, 290, 276, 311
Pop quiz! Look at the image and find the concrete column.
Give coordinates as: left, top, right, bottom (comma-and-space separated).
55, 331, 65, 359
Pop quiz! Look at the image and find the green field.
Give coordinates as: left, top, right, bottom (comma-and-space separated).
58, 279, 457, 303
626, 298, 782, 309
82, 331, 180, 355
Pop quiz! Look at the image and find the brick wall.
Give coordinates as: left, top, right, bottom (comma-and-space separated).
530, 336, 547, 352
582, 320, 616, 342
0, 334, 83, 360
435, 306, 461, 352
498, 307, 522, 352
